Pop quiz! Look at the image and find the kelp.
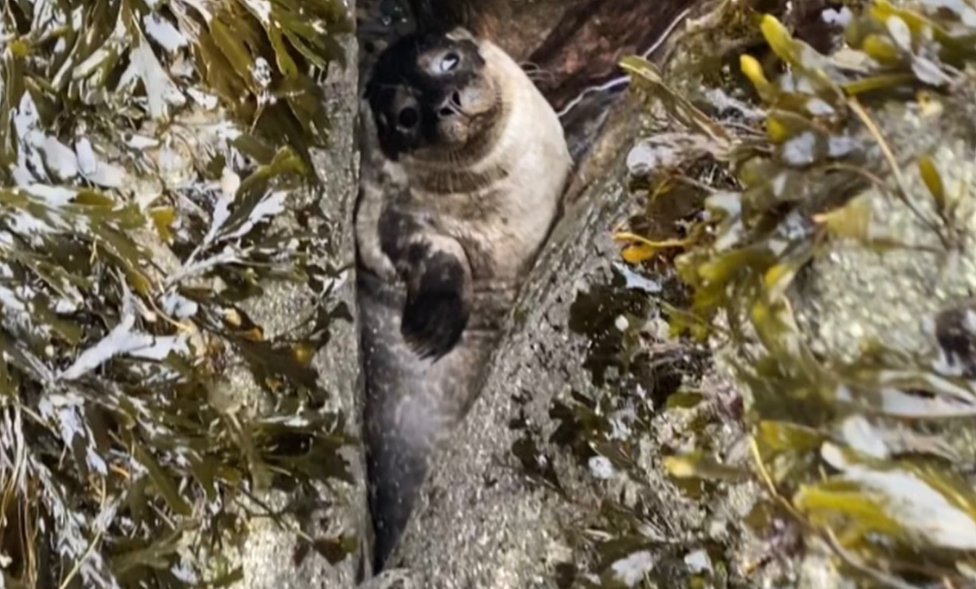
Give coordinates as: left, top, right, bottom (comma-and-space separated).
0, 0, 354, 587
1, 0, 351, 180
611, 0, 976, 587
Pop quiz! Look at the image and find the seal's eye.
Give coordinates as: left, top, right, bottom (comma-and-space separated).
439, 52, 460, 73
397, 106, 419, 130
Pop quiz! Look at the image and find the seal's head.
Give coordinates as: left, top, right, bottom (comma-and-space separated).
365, 28, 500, 160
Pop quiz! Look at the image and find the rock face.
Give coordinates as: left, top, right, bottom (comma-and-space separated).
237, 31, 372, 589
773, 63, 976, 589
791, 102, 976, 365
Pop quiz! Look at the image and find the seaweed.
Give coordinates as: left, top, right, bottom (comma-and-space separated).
612, 0, 976, 586
0, 0, 354, 587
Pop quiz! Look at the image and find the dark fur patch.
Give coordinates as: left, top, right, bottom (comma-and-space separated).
378, 199, 470, 360
377, 197, 422, 263
401, 249, 469, 359
364, 31, 486, 160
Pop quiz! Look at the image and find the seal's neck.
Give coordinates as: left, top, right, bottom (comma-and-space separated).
403, 161, 509, 196
400, 99, 512, 195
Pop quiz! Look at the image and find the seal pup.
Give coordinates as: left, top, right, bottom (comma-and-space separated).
355, 26, 572, 569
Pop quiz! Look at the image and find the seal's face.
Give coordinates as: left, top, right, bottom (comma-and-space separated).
365, 28, 499, 160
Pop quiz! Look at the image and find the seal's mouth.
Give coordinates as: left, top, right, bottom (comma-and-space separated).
433, 116, 474, 148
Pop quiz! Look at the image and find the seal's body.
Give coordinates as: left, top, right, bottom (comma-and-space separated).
355, 27, 572, 569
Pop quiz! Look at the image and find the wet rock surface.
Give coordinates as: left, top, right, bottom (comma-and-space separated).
357, 568, 424, 589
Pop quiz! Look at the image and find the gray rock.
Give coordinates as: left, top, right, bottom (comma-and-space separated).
233, 28, 373, 589
358, 568, 423, 589
777, 67, 976, 589
792, 101, 976, 365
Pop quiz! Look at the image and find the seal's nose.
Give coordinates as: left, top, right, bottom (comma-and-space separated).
436, 91, 463, 119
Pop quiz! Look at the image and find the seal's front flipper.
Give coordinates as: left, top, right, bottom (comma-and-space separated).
401, 248, 470, 360
378, 201, 473, 360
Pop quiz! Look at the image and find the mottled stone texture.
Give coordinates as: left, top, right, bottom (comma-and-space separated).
235, 25, 372, 589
